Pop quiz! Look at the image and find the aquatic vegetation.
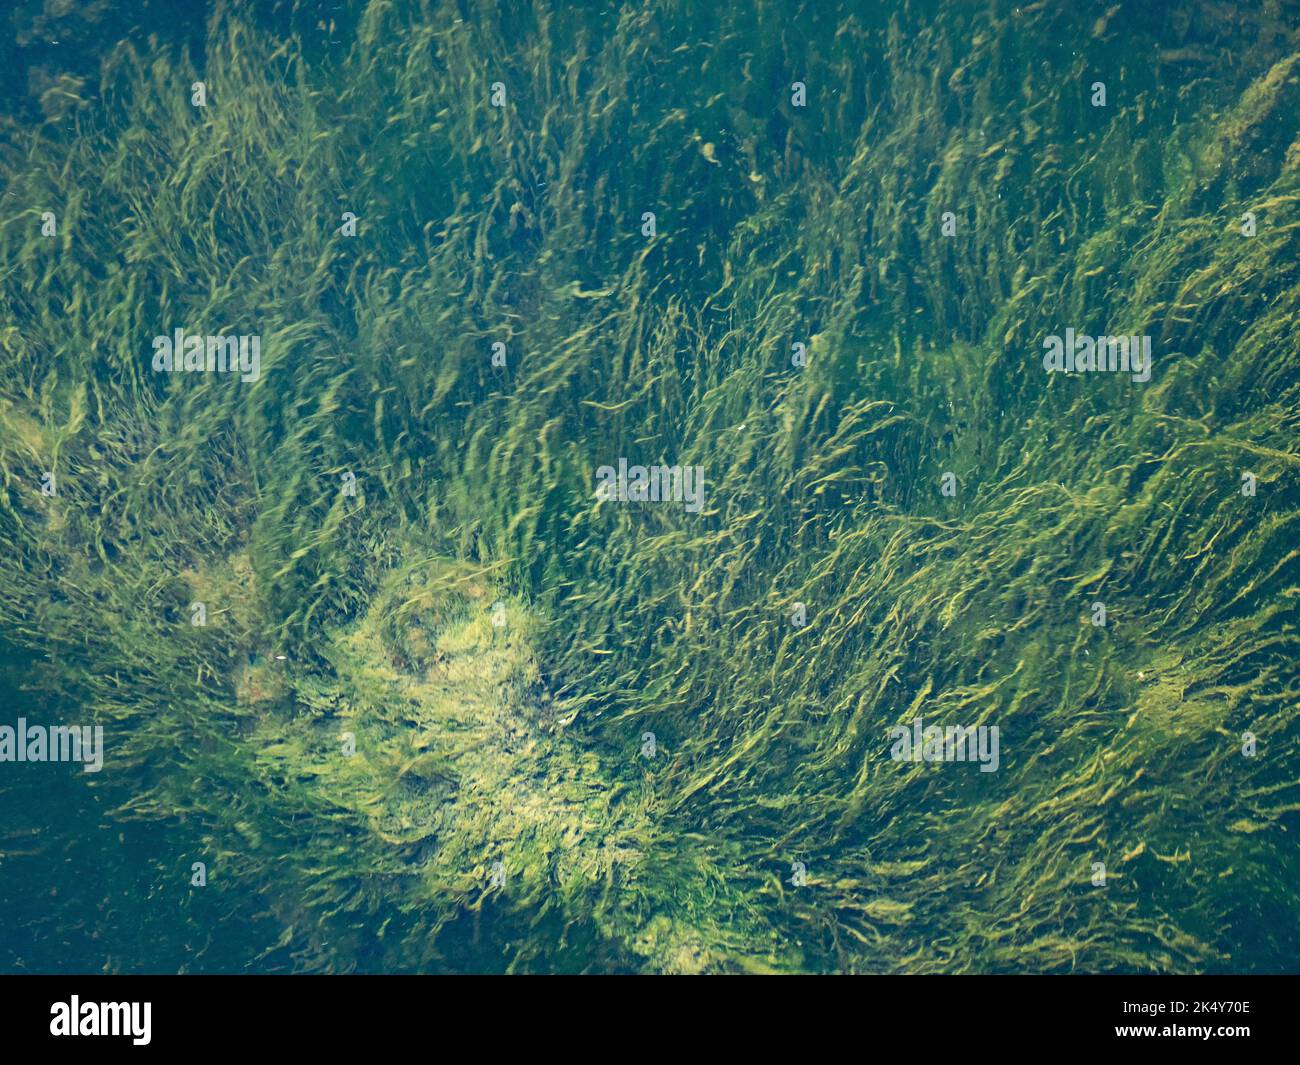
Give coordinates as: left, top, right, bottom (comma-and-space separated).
0, 0, 1297, 973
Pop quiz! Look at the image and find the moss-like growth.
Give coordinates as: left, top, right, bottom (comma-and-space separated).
1, 0, 1297, 972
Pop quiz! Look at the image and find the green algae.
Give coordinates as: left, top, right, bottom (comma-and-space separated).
0, 0, 1298, 973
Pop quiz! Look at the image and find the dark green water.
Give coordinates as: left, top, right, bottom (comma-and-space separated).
1, 0, 1298, 974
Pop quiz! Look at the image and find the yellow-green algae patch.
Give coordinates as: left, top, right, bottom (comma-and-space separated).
228, 555, 801, 972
